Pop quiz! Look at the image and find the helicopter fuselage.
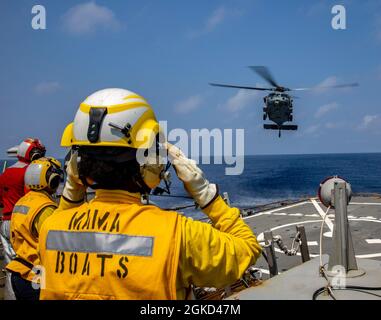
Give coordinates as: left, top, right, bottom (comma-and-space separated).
263, 92, 293, 126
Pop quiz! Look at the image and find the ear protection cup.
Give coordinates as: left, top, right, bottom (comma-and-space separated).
45, 159, 64, 191
30, 148, 46, 161
140, 165, 163, 190
48, 174, 61, 190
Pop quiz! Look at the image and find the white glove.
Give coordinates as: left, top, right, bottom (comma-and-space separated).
166, 143, 218, 209
62, 150, 87, 203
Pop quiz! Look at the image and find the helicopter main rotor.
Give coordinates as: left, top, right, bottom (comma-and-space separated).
210, 66, 358, 92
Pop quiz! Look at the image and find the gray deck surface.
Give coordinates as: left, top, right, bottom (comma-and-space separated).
229, 255, 381, 300
238, 196, 381, 299
244, 196, 381, 279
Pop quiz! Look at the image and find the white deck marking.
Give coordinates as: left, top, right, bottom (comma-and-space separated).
366, 239, 381, 244
363, 216, 376, 220
316, 201, 381, 206
288, 213, 303, 216
257, 234, 264, 242
273, 212, 287, 216
307, 241, 318, 246
243, 201, 309, 220
305, 214, 319, 217
356, 253, 381, 258
350, 202, 381, 206
311, 199, 334, 232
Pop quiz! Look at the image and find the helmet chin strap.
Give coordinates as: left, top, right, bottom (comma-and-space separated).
152, 161, 172, 195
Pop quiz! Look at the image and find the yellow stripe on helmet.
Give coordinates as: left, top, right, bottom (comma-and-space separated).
79, 101, 151, 115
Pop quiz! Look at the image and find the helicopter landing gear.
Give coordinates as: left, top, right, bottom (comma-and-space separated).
288, 115, 293, 122
263, 107, 268, 120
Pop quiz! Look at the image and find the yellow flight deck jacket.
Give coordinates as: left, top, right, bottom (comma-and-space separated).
6, 191, 57, 281
38, 189, 261, 300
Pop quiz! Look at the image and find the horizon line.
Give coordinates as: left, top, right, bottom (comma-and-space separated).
1, 151, 381, 160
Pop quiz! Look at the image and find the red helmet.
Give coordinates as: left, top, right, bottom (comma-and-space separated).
17, 138, 46, 163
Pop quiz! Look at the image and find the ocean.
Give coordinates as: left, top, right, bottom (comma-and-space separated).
2, 153, 381, 220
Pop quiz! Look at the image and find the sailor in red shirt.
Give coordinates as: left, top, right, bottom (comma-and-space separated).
0, 138, 45, 299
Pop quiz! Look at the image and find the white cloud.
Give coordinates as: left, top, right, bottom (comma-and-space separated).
305, 124, 321, 134
174, 95, 203, 114
358, 114, 381, 133
34, 81, 60, 95
325, 122, 344, 129
62, 2, 120, 35
317, 76, 338, 87
189, 6, 231, 38
313, 76, 338, 93
205, 6, 226, 33
311, 76, 356, 94
224, 90, 259, 113
314, 102, 339, 118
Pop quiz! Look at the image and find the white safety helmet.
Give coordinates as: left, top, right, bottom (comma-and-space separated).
61, 88, 166, 191
17, 138, 46, 163
61, 88, 162, 149
24, 157, 64, 193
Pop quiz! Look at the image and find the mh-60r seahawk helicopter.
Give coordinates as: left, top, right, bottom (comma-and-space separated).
210, 66, 358, 137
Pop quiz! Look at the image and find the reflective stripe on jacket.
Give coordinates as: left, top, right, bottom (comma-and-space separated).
6, 191, 57, 281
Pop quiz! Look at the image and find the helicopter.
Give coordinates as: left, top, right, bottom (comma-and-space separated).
210, 66, 358, 137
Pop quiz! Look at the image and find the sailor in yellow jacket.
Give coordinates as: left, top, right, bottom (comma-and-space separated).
6, 157, 63, 300
38, 88, 261, 300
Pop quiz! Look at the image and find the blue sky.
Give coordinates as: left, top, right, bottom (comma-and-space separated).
0, 0, 380, 158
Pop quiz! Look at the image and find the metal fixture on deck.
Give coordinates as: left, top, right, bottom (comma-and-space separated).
263, 231, 278, 277
318, 177, 365, 278
263, 225, 311, 277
